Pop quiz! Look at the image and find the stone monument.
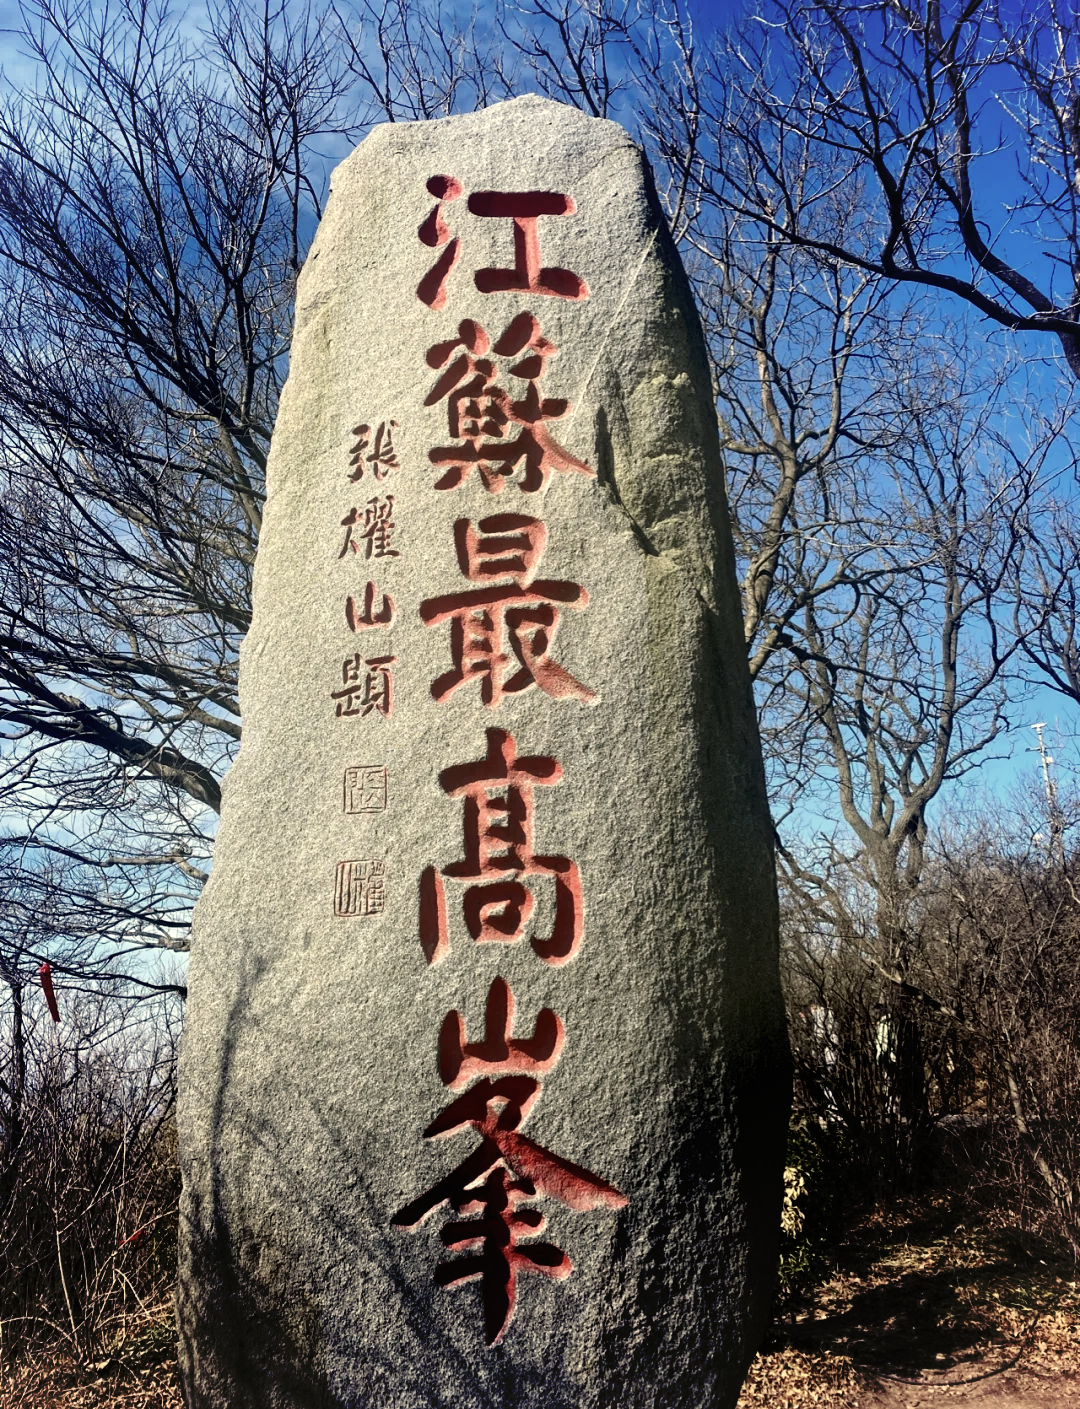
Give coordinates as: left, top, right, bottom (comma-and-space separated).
177, 95, 789, 1408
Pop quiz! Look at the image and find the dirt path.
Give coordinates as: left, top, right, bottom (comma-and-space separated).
739, 1332, 1080, 1407
867, 1379, 1075, 1407
738, 1199, 1080, 1409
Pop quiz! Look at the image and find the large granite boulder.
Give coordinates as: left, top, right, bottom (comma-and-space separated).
176, 94, 789, 1409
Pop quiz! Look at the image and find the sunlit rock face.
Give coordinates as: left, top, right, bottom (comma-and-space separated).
176, 95, 789, 1409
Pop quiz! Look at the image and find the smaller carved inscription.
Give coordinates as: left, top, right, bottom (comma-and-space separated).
344, 765, 388, 814
334, 859, 386, 917
332, 654, 395, 718
349, 421, 399, 482
339, 495, 399, 560
346, 581, 395, 631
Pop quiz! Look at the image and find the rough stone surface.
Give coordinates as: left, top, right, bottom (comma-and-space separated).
176, 95, 789, 1409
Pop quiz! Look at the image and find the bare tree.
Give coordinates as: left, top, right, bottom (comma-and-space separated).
0, 0, 491, 970
687, 189, 941, 692
335, 0, 499, 120
1008, 423, 1080, 714
933, 799, 1080, 1258
774, 351, 1023, 1157
506, 0, 1080, 1243
0, 0, 1060, 987
783, 779, 1080, 1252
702, 0, 1080, 381
0, 0, 351, 960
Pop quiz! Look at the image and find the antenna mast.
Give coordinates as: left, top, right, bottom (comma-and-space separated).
1031, 722, 1064, 864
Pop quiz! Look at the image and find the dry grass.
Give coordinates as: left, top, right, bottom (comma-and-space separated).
0, 1303, 182, 1409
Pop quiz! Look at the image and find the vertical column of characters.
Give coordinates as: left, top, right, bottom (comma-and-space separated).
394, 176, 627, 1347
332, 398, 403, 915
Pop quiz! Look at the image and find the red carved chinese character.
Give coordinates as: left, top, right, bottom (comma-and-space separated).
416, 179, 588, 310
426, 314, 594, 494
439, 976, 564, 1090
420, 514, 596, 708
467, 190, 588, 300
392, 979, 626, 1345
331, 654, 395, 718
346, 581, 395, 630
417, 174, 463, 309
430, 1168, 570, 1348
418, 728, 583, 966
454, 513, 546, 584
348, 421, 399, 481
339, 496, 399, 560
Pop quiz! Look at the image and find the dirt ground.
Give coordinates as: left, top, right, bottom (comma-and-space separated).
2, 1199, 1078, 1407
738, 1198, 1080, 1409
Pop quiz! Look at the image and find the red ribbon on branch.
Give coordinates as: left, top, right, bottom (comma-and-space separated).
39, 963, 60, 1024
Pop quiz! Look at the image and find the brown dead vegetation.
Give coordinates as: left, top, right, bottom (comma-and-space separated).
2, 1192, 1079, 1408
740, 1196, 1080, 1409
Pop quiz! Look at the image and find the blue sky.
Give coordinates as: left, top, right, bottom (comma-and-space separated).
3, 0, 1078, 847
